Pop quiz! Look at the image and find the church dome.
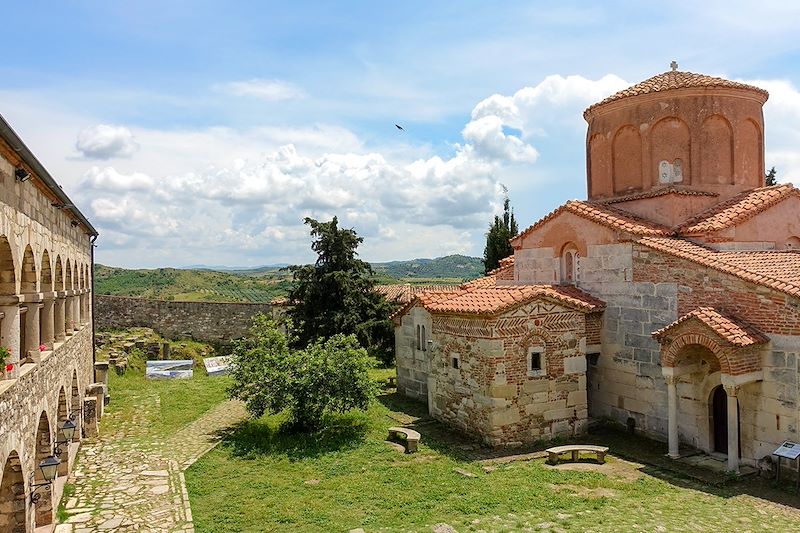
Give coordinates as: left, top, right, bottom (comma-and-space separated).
583, 65, 769, 203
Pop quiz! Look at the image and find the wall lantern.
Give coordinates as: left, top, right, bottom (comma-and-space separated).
14, 167, 30, 182
54, 419, 76, 455
29, 455, 61, 504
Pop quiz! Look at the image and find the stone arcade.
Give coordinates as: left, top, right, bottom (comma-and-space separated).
0, 114, 98, 531
395, 67, 800, 473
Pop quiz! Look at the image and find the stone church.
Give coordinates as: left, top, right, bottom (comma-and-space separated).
0, 114, 99, 531
395, 66, 800, 473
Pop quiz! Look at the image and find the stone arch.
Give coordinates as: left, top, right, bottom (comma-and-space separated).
700, 114, 733, 184
40, 250, 52, 293
20, 245, 36, 294
78, 263, 85, 290
85, 264, 91, 289
0, 236, 16, 295
54, 256, 63, 291
739, 118, 762, 187
588, 133, 612, 197
56, 388, 69, 476
32, 411, 54, 527
70, 370, 81, 442
0, 450, 26, 532
517, 327, 557, 376
612, 125, 642, 193
650, 117, 691, 186
661, 332, 729, 374
65, 259, 72, 291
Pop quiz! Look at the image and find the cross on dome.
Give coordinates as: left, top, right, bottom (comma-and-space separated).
670, 60, 678, 71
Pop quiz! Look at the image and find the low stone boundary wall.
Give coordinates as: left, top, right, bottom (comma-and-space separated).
95, 295, 272, 345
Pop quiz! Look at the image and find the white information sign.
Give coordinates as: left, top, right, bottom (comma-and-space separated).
203, 356, 232, 377
773, 441, 800, 460
146, 360, 194, 380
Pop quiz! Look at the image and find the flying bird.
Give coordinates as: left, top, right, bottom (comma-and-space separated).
395, 124, 404, 131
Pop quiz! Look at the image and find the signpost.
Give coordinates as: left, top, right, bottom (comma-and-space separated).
772, 441, 800, 488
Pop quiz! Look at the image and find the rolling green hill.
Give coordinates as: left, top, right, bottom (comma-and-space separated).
94, 254, 484, 303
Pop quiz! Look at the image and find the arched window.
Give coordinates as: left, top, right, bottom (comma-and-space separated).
560, 242, 579, 284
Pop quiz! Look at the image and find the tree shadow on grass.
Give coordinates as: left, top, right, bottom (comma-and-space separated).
213, 411, 370, 461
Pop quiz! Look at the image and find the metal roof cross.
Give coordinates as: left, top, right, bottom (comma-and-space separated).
670, 60, 678, 71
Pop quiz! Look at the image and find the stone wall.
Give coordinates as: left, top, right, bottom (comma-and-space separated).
0, 325, 93, 531
95, 295, 272, 345
395, 305, 433, 401
578, 242, 678, 439
422, 302, 590, 446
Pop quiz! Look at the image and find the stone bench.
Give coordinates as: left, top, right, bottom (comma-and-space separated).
388, 426, 421, 453
546, 444, 608, 464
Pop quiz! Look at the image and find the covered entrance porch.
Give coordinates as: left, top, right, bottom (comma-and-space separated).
652, 308, 769, 473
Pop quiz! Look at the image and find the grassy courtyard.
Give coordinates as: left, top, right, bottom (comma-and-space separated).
182, 380, 800, 532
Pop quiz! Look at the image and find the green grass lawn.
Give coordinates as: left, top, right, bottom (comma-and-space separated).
184, 388, 800, 532
105, 366, 231, 438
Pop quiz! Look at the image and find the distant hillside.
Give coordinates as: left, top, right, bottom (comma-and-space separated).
94, 254, 483, 303
94, 264, 292, 303
372, 254, 484, 280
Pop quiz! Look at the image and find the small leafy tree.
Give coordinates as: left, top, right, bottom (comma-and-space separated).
229, 314, 378, 431
483, 190, 519, 274
288, 217, 395, 365
766, 166, 778, 186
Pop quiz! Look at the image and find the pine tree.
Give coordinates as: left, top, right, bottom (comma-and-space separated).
483, 192, 518, 274
287, 217, 394, 364
765, 166, 777, 186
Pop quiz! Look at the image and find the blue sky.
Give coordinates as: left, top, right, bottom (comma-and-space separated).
4, 1, 800, 267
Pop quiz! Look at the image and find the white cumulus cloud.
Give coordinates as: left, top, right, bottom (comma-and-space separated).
217, 79, 306, 101
76, 124, 139, 159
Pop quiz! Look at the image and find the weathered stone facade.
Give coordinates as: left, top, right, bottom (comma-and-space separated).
0, 113, 98, 531
95, 295, 272, 346
395, 68, 800, 474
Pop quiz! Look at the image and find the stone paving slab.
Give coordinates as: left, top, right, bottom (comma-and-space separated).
65, 398, 248, 532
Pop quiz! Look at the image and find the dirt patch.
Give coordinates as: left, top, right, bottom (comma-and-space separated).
544, 457, 644, 482
549, 482, 619, 499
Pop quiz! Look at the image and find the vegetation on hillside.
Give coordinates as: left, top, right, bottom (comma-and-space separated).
95, 254, 482, 303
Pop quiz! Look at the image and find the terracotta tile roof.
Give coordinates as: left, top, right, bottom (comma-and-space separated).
584, 70, 768, 117
512, 200, 673, 246
652, 307, 769, 346
638, 237, 800, 298
460, 275, 498, 290
484, 255, 515, 277
419, 284, 605, 316
677, 184, 798, 234
376, 283, 461, 304
599, 186, 717, 205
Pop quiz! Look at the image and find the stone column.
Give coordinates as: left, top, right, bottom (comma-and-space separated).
54, 293, 66, 342
83, 397, 98, 438
21, 302, 40, 363
0, 300, 21, 378
725, 384, 740, 473
79, 292, 87, 324
64, 293, 74, 334
666, 375, 680, 458
41, 294, 55, 349
74, 291, 82, 326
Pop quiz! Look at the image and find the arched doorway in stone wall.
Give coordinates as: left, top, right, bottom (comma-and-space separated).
71, 370, 81, 442
0, 235, 19, 372
0, 451, 26, 532
56, 388, 69, 476
710, 384, 741, 457
33, 411, 54, 528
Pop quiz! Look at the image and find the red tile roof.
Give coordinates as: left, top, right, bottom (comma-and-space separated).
677, 184, 798, 234
638, 237, 800, 298
652, 307, 769, 346
376, 283, 461, 304
417, 284, 605, 316
512, 200, 673, 246
599, 186, 717, 205
584, 70, 768, 117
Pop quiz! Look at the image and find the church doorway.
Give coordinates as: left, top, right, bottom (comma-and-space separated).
711, 385, 728, 453
711, 385, 740, 456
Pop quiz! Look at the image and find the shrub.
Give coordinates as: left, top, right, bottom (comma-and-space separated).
228, 314, 378, 432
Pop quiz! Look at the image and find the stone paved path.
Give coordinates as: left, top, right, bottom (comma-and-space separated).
62, 395, 248, 533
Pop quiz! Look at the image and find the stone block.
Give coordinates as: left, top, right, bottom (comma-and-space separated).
83, 397, 98, 438
489, 384, 517, 399
563, 355, 587, 375
555, 381, 578, 392
527, 399, 566, 416
567, 390, 587, 407
523, 379, 549, 394
544, 407, 575, 421
491, 407, 520, 427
